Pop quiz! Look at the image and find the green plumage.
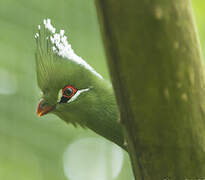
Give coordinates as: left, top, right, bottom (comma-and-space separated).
35, 19, 126, 150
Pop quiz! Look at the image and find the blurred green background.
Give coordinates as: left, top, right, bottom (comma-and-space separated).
0, 1, 204, 180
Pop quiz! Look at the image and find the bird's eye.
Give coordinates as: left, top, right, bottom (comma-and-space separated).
59, 85, 77, 104
63, 85, 77, 98
64, 87, 73, 97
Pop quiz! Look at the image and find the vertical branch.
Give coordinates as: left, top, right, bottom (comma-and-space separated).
96, 0, 205, 179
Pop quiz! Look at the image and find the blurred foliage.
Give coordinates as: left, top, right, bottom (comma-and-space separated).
0, 0, 203, 180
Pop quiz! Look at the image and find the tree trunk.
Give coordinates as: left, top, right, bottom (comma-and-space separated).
95, 0, 205, 179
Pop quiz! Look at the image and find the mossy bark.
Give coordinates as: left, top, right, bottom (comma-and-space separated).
96, 0, 205, 179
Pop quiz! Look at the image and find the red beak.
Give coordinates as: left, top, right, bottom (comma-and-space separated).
37, 99, 55, 117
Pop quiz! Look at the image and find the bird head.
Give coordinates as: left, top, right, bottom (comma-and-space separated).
34, 19, 125, 149
34, 19, 109, 126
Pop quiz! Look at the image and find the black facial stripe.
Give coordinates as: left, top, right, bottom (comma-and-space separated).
59, 96, 70, 104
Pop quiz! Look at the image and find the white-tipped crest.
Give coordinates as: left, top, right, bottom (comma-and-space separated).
36, 18, 103, 79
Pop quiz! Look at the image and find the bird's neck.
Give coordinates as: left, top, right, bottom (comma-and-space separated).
85, 80, 126, 150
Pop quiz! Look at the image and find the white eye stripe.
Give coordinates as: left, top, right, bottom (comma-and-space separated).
57, 89, 63, 102
57, 87, 90, 104
67, 88, 90, 103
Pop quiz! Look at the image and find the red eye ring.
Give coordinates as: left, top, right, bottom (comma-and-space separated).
62, 85, 77, 98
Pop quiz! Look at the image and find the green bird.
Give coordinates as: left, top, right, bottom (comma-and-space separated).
35, 19, 126, 150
